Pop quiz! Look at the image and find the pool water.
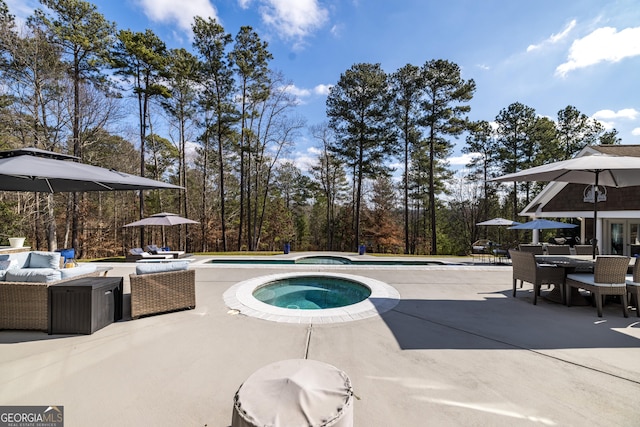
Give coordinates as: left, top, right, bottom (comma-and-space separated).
209, 255, 454, 266
252, 276, 372, 309
295, 256, 351, 264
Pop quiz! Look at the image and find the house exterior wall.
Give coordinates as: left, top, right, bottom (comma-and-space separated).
542, 184, 640, 212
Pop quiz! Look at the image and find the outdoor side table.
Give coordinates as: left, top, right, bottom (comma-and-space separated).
48, 276, 123, 335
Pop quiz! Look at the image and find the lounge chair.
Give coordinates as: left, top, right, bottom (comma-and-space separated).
566, 255, 630, 317
509, 249, 565, 305
125, 248, 174, 262
146, 245, 187, 259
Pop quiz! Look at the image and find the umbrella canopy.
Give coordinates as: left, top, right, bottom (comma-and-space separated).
123, 212, 199, 227
0, 148, 182, 192
509, 219, 578, 230
476, 217, 520, 226
476, 218, 520, 245
492, 152, 640, 257
492, 153, 640, 187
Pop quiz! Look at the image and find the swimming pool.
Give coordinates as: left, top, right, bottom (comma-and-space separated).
209, 254, 458, 266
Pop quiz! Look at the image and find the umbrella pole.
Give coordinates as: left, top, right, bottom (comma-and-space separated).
592, 172, 600, 259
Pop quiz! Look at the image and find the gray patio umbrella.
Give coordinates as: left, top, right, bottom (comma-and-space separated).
476, 218, 520, 245
123, 212, 198, 249
492, 152, 640, 258
476, 217, 520, 226
123, 212, 199, 227
0, 148, 182, 192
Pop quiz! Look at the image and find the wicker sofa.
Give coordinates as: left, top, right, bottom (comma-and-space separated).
0, 251, 109, 331
129, 262, 195, 319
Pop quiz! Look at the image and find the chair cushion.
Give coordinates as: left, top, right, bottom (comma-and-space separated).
5, 268, 62, 282
28, 251, 62, 269
136, 261, 190, 275
566, 273, 625, 287
626, 275, 640, 287
60, 264, 97, 279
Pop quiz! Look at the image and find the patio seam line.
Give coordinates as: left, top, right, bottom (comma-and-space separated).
304, 324, 313, 359
391, 308, 640, 387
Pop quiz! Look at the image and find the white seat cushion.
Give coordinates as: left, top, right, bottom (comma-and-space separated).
5, 268, 62, 282
566, 273, 625, 287
625, 275, 640, 286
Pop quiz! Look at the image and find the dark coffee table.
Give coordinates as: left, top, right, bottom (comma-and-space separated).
48, 276, 123, 335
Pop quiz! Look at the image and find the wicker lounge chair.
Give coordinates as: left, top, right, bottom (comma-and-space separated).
626, 257, 640, 317
566, 255, 630, 317
130, 268, 195, 318
509, 249, 565, 305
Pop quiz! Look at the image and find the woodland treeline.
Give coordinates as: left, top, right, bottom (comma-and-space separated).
0, 0, 621, 258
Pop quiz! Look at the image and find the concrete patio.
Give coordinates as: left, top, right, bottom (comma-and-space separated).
1, 254, 639, 426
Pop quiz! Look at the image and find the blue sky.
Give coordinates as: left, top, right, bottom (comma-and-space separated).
8, 0, 640, 170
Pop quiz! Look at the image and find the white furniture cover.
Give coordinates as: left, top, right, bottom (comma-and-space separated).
232, 359, 354, 427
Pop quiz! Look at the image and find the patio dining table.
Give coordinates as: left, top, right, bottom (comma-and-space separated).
535, 255, 596, 305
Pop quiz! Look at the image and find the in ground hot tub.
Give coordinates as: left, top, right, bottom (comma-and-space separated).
223, 272, 400, 323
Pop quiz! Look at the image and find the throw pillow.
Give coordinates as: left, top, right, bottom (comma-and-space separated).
0, 259, 16, 270
29, 251, 62, 269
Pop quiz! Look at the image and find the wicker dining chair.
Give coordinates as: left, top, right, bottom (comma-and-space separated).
574, 245, 598, 255
509, 249, 565, 305
626, 257, 640, 318
518, 244, 544, 255
566, 255, 630, 317
546, 245, 571, 255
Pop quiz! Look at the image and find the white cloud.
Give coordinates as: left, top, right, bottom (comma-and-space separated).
632, 128, 640, 136
527, 19, 576, 52
284, 84, 311, 98
289, 148, 317, 173
314, 84, 332, 96
476, 64, 490, 71
307, 146, 322, 156
449, 153, 482, 166
592, 109, 639, 130
255, 0, 329, 44
592, 108, 639, 121
137, 0, 217, 33
556, 26, 640, 77
594, 120, 615, 130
